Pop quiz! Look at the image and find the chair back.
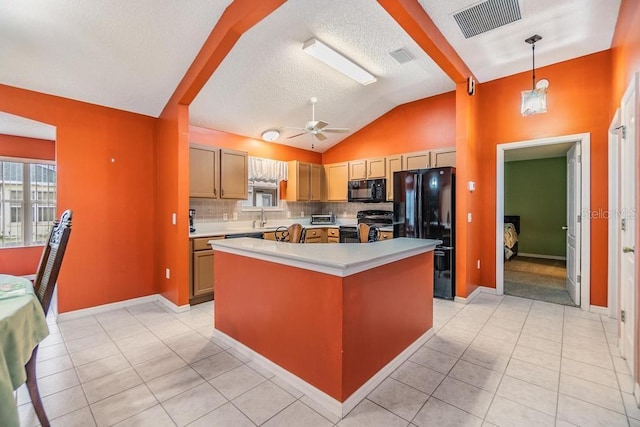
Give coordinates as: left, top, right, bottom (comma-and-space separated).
288, 223, 304, 243
358, 223, 380, 243
34, 210, 73, 315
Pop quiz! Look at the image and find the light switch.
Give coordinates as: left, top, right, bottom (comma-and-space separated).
172, 213, 176, 225
468, 181, 476, 192
467, 212, 472, 223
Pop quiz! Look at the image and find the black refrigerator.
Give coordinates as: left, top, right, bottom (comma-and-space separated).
393, 167, 455, 299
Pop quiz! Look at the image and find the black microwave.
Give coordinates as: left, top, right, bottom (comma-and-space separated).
348, 179, 386, 203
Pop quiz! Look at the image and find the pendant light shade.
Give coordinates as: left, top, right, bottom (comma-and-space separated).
521, 34, 548, 116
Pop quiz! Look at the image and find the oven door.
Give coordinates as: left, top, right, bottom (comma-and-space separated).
339, 226, 359, 243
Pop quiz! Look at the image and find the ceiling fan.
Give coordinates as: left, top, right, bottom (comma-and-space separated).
285, 97, 350, 142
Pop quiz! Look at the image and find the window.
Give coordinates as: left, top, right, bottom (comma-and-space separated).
0, 160, 56, 247
242, 157, 287, 210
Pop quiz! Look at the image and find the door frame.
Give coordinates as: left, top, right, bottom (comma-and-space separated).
496, 133, 591, 310
608, 109, 621, 320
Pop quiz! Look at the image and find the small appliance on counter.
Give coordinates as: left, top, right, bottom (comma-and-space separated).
339, 210, 393, 243
310, 213, 336, 225
189, 209, 196, 233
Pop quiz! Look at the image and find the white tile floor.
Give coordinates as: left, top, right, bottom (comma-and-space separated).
15, 292, 638, 426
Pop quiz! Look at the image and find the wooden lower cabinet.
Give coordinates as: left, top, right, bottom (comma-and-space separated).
327, 228, 339, 243
190, 236, 223, 303
304, 228, 323, 243
379, 231, 393, 240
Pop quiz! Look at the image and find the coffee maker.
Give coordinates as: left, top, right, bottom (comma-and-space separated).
189, 209, 196, 233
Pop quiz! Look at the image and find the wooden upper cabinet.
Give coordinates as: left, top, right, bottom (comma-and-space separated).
367, 157, 386, 178
432, 149, 456, 168
310, 163, 322, 201
324, 162, 348, 201
404, 151, 431, 170
219, 148, 248, 199
348, 159, 367, 180
189, 145, 219, 198
386, 154, 403, 201
286, 161, 322, 201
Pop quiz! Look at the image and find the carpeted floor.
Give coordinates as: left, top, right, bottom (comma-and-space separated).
504, 256, 577, 306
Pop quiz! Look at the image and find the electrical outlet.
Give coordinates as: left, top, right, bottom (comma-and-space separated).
165, 268, 170, 279
477, 260, 481, 269
172, 213, 176, 225
343, 211, 347, 218
286, 211, 291, 218
223, 213, 228, 221
467, 212, 472, 223
232, 212, 238, 221
300, 211, 304, 218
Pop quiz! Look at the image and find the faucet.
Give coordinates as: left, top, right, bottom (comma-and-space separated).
260, 207, 267, 227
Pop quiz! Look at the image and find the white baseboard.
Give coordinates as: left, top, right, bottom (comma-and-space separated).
454, 285, 496, 304
157, 294, 191, 313
590, 305, 609, 316
518, 252, 567, 261
213, 327, 434, 419
57, 294, 189, 321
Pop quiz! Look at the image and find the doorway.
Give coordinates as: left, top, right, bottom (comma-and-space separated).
496, 134, 591, 310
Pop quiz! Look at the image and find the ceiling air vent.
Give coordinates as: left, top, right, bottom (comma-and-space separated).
389, 48, 415, 64
453, 0, 522, 39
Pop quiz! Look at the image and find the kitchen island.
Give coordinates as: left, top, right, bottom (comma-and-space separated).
209, 237, 439, 418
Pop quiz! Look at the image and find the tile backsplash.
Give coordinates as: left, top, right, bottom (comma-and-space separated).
189, 199, 393, 222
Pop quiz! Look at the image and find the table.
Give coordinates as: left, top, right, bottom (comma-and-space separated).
0, 274, 49, 427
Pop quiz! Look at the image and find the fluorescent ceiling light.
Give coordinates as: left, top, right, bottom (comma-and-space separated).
303, 38, 377, 86
261, 129, 280, 141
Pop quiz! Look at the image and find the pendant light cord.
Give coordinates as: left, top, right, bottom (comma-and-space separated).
531, 43, 536, 91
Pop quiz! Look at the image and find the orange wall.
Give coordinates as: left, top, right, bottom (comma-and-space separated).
0, 134, 56, 275
476, 51, 612, 306
0, 134, 55, 161
610, 0, 640, 386
189, 126, 321, 163
155, 0, 285, 307
0, 84, 158, 313
322, 92, 455, 163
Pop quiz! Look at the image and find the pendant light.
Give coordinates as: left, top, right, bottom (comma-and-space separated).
521, 34, 549, 116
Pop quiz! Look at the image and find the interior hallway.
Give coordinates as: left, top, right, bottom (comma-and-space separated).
15, 294, 634, 426
504, 256, 575, 307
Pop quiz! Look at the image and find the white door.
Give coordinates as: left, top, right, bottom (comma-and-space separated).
566, 144, 581, 305
620, 74, 637, 374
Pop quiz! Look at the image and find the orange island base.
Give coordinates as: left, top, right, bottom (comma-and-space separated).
209, 236, 440, 418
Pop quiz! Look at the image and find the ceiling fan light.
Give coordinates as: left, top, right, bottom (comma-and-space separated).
261, 129, 280, 141
303, 38, 377, 86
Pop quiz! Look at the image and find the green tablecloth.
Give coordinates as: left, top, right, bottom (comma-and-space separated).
0, 274, 49, 427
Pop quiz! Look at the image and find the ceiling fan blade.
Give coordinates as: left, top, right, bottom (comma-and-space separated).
323, 128, 350, 133
314, 120, 329, 130
314, 132, 327, 141
282, 126, 306, 131
286, 132, 307, 139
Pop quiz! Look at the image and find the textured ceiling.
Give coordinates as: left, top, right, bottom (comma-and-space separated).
0, 0, 231, 117
0, 0, 622, 154
189, 0, 455, 152
418, 0, 621, 82
0, 112, 56, 141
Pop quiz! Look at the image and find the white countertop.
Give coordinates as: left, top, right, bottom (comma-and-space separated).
209, 237, 440, 277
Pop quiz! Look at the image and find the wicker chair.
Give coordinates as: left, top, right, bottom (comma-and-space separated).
25, 209, 73, 427
358, 223, 380, 243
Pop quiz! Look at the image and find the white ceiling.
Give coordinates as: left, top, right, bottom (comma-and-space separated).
505, 142, 574, 162
0, 112, 56, 141
418, 0, 621, 83
0, 0, 622, 153
189, 0, 455, 152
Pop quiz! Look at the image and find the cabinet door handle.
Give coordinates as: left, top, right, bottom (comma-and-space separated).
221, 189, 224, 197
623, 246, 635, 253
214, 188, 217, 196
